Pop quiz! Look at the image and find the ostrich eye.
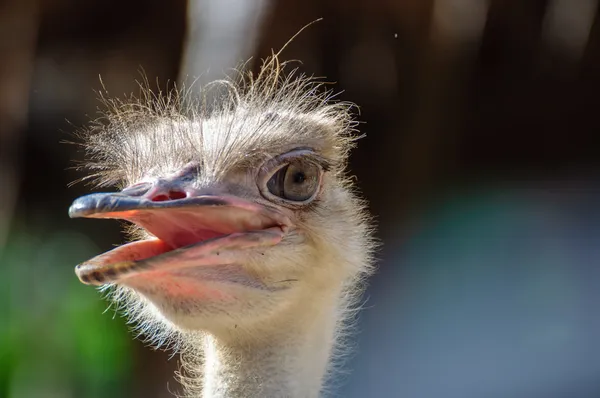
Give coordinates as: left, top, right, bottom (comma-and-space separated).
266, 161, 320, 202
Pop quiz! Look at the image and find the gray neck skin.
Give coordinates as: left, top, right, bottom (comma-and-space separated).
200, 303, 338, 398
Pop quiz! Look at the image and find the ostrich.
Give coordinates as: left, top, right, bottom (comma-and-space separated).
69, 54, 376, 398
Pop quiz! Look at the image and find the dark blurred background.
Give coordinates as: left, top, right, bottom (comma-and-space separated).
2, 0, 600, 397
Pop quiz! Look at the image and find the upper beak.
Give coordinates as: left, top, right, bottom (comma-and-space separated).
69, 191, 291, 247
69, 192, 232, 219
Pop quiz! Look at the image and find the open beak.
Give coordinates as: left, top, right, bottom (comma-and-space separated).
69, 191, 291, 286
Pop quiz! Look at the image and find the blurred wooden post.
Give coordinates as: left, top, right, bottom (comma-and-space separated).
0, 0, 38, 249
179, 0, 272, 92
542, 0, 597, 59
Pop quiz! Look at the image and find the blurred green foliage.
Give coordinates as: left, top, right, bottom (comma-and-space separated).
0, 224, 133, 398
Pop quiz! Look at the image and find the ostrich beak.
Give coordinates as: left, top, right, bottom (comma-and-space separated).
69, 191, 292, 286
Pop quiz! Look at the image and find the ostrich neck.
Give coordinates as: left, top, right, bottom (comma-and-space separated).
199, 298, 339, 398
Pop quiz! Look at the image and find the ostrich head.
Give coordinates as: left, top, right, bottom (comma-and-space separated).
70, 56, 375, 396
69, 58, 371, 336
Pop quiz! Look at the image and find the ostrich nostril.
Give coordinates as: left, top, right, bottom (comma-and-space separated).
168, 191, 187, 200
151, 191, 187, 202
